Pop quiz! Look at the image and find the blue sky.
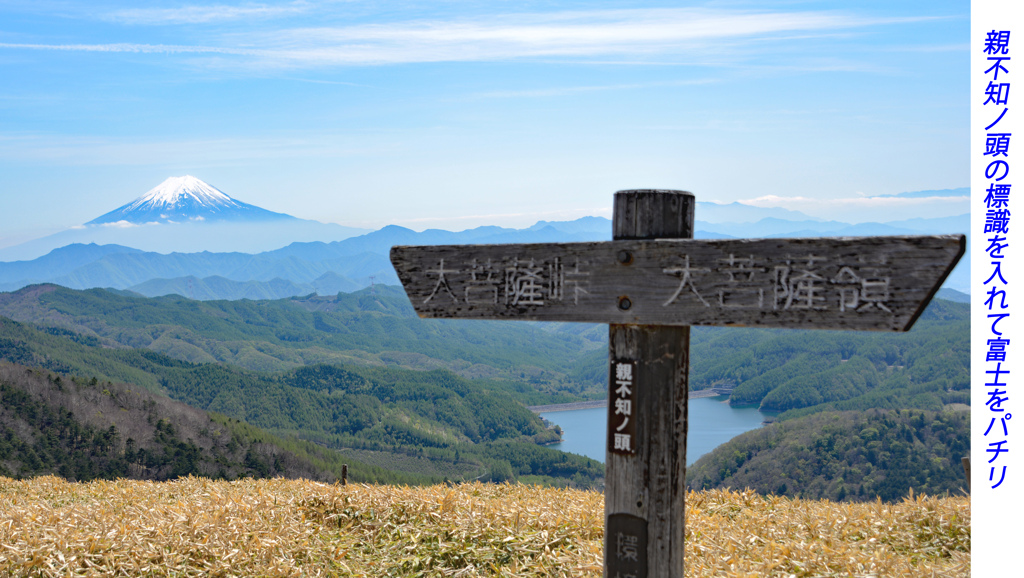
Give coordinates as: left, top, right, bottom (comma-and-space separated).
0, 1, 969, 247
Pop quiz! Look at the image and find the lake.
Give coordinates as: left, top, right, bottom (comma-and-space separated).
539, 396, 770, 465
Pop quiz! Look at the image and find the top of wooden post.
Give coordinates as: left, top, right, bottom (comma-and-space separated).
613, 190, 694, 241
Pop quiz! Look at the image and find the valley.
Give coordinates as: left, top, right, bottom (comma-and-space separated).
0, 178, 972, 499
0, 278, 970, 498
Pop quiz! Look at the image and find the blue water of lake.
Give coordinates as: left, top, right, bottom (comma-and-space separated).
539, 396, 769, 465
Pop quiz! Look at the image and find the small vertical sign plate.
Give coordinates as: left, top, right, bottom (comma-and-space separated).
609, 358, 638, 455
607, 513, 648, 578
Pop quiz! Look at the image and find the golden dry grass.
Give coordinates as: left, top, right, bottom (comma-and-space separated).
0, 476, 968, 577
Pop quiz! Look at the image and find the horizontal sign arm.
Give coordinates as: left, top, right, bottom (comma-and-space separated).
390, 235, 965, 331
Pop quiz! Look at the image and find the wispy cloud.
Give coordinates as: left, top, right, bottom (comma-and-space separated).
2, 8, 934, 68
98, 220, 139, 229
106, 2, 311, 25
0, 42, 253, 56
0, 132, 391, 166
742, 194, 969, 207
738, 193, 969, 221
469, 78, 719, 99
251, 9, 929, 66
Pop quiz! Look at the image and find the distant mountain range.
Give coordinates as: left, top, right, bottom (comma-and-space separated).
0, 216, 971, 297
0, 222, 611, 296
0, 178, 971, 297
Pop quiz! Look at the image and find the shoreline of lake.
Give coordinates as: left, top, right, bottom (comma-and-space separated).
539, 396, 770, 465
527, 388, 738, 414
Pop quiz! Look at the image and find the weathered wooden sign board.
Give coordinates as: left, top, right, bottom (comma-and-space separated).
391, 236, 964, 331
390, 190, 965, 578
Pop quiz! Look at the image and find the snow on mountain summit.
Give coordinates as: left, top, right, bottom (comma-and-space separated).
128, 176, 237, 211
86, 176, 294, 226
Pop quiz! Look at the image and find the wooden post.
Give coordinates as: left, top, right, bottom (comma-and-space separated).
606, 190, 693, 578
962, 457, 970, 490
342, 464, 348, 486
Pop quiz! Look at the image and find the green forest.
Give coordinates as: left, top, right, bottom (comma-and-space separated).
0, 283, 970, 417
687, 408, 970, 502
0, 314, 603, 487
0, 361, 419, 484
683, 298, 970, 502
689, 299, 969, 420
0, 282, 971, 498
0, 284, 607, 401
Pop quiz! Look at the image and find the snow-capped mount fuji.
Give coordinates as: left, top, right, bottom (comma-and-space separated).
87, 176, 293, 225
0, 176, 370, 260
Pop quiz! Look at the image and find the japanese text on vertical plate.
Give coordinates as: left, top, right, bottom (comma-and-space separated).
609, 359, 638, 455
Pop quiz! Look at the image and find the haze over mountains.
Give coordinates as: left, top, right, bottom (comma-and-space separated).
0, 177, 971, 297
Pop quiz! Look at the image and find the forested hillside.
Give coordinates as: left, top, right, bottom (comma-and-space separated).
684, 299, 970, 503
0, 284, 606, 401
0, 282, 969, 491
689, 299, 969, 419
0, 361, 419, 484
687, 408, 970, 502
0, 316, 603, 487
0, 284, 970, 415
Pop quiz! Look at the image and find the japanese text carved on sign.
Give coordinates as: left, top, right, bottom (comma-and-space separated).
391, 235, 965, 331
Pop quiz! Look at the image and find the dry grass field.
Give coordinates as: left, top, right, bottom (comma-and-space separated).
0, 476, 968, 577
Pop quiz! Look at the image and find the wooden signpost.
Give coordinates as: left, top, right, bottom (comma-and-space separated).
390, 190, 965, 578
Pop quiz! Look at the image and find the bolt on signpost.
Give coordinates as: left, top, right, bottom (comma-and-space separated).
390, 190, 965, 578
